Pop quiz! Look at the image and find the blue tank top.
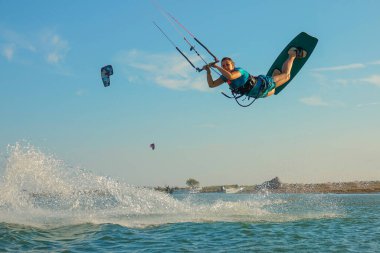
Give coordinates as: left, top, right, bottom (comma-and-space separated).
220, 67, 250, 90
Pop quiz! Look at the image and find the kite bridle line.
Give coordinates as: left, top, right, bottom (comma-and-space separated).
157, 8, 212, 71
164, 10, 219, 63
153, 21, 200, 71
152, 1, 219, 74
153, 21, 219, 74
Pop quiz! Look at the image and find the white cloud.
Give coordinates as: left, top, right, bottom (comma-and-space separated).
0, 27, 36, 53
312, 63, 365, 72
356, 102, 380, 108
337, 75, 380, 87
313, 59, 380, 72
115, 49, 209, 92
368, 60, 380, 65
75, 90, 85, 96
300, 96, 329, 106
41, 32, 70, 64
334, 79, 350, 86
2, 45, 14, 60
360, 75, 380, 87
47, 53, 60, 63
0, 26, 69, 65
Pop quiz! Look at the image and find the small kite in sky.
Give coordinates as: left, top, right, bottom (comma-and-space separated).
101, 65, 113, 87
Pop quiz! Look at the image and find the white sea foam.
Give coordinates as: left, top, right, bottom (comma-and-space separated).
0, 143, 342, 228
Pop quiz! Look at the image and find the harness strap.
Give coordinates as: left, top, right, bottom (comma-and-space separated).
221, 75, 269, 107
231, 75, 255, 95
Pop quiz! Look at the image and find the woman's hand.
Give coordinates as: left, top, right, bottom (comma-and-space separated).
203, 62, 217, 72
203, 64, 211, 73
209, 62, 217, 68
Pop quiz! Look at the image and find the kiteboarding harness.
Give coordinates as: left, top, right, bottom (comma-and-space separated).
221, 75, 269, 107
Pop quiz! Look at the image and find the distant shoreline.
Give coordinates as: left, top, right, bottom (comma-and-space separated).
155, 180, 380, 194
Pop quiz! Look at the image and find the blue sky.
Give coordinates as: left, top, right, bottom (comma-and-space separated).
1, 0, 379, 186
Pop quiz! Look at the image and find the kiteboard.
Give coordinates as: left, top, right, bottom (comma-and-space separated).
266, 32, 318, 95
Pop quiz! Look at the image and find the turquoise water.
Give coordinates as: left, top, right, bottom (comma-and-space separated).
1, 144, 379, 252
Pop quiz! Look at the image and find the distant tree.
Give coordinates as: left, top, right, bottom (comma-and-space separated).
186, 178, 200, 188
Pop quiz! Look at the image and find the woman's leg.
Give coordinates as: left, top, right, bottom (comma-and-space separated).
266, 89, 275, 97
272, 49, 297, 87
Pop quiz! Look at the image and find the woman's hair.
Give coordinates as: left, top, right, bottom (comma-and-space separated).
221, 57, 235, 67
221, 57, 233, 63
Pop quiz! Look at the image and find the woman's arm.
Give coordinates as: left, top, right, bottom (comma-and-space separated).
205, 65, 225, 88
212, 64, 241, 80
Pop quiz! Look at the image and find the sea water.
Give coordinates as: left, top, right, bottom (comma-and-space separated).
0, 143, 379, 252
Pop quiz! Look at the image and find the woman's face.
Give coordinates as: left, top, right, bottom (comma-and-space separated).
221, 59, 234, 72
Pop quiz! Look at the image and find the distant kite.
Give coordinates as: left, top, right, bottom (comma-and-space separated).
101, 65, 113, 87
150, 143, 155, 150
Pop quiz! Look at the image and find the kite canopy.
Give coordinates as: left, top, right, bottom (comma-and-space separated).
150, 143, 155, 150
101, 65, 113, 87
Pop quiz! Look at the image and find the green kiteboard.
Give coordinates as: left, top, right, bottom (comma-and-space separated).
266, 32, 318, 95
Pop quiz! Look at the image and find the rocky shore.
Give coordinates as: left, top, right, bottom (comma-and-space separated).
156, 177, 380, 194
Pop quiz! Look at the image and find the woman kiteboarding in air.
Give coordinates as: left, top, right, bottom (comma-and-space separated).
153, 4, 318, 107
203, 47, 306, 100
